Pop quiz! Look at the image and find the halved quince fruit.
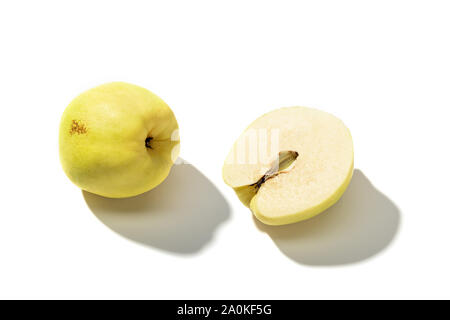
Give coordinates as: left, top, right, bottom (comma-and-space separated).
223, 107, 353, 225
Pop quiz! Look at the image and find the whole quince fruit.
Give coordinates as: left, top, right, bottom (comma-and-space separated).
59, 82, 180, 198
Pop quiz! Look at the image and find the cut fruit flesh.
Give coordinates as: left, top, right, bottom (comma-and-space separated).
223, 107, 354, 226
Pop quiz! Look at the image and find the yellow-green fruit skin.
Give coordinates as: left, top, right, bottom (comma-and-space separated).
59, 82, 179, 198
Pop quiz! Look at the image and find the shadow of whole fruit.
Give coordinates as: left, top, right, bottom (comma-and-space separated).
83, 161, 230, 254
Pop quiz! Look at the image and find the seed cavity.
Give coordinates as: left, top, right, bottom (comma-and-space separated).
235, 151, 299, 206
251, 150, 299, 189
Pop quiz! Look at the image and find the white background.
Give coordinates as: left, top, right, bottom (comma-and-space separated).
1, 1, 449, 299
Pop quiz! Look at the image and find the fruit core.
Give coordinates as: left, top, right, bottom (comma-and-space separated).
234, 150, 299, 207
252, 150, 299, 190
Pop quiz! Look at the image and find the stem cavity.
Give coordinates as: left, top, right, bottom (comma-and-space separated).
145, 137, 153, 149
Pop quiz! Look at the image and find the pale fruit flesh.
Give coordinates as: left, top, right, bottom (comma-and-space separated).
223, 107, 353, 226
59, 82, 180, 198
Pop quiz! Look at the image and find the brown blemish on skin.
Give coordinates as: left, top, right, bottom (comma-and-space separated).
70, 120, 87, 135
